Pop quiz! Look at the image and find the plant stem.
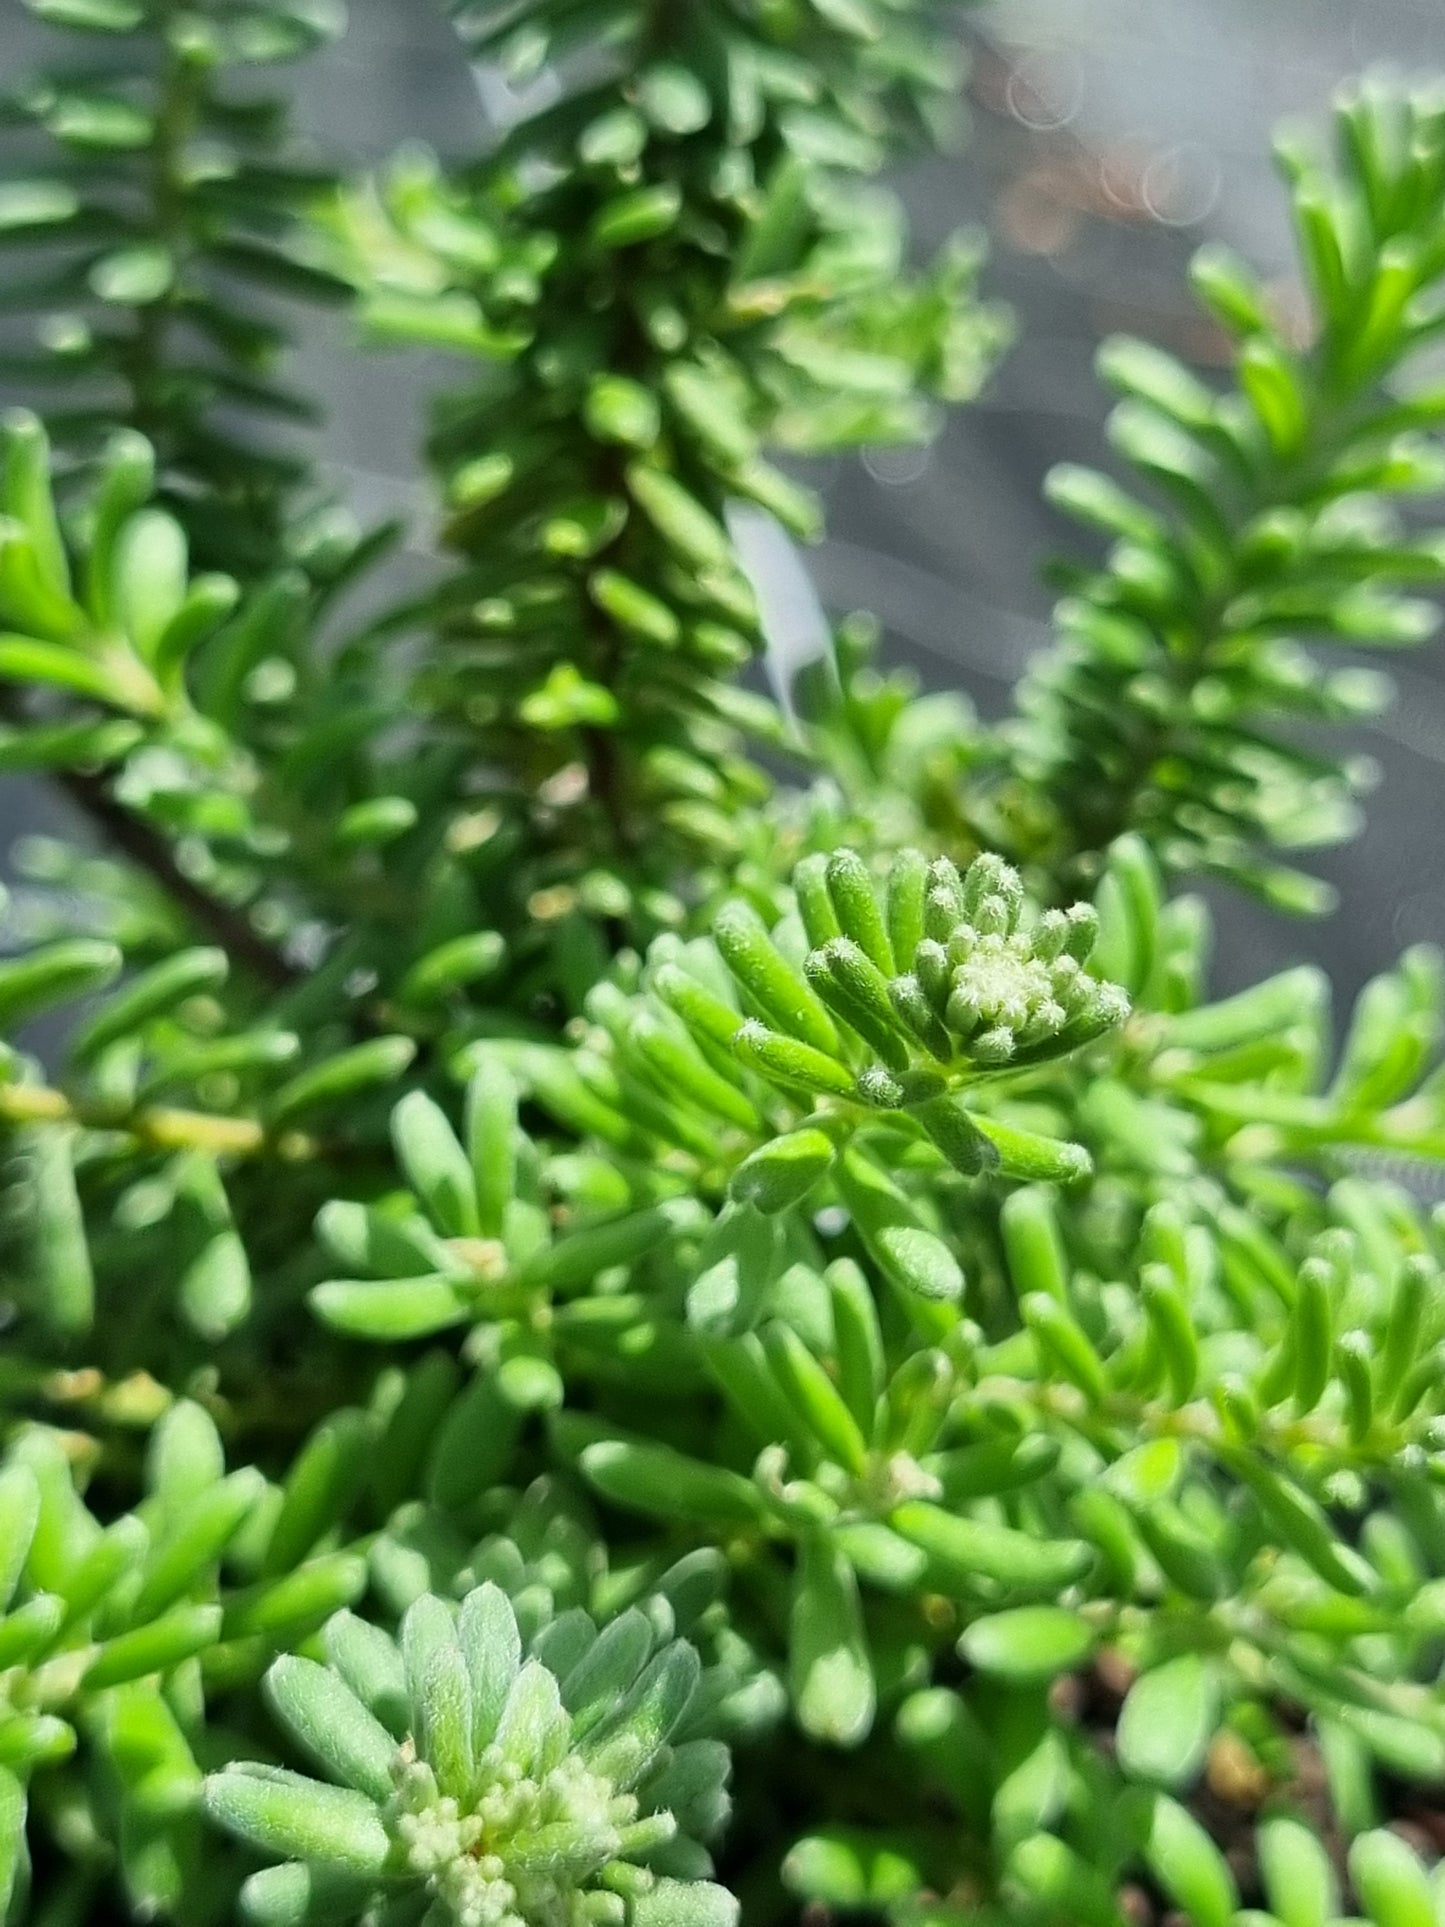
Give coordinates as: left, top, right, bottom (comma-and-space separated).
0, 1077, 314, 1160
124, 0, 197, 448
57, 769, 298, 990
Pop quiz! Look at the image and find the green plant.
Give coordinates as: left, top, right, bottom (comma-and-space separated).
326, 0, 1006, 963
0, 9, 1444, 1927
0, 0, 358, 579
987, 83, 1445, 908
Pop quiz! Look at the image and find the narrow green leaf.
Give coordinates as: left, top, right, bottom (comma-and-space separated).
579, 1439, 765, 1527
1145, 1794, 1238, 1927
729, 1130, 836, 1214
790, 1535, 874, 1747
309, 1274, 473, 1341
959, 1607, 1096, 1684
264, 1657, 397, 1804
1349, 1829, 1435, 1927
1117, 1655, 1220, 1787
890, 1501, 1092, 1596
202, 1767, 390, 1876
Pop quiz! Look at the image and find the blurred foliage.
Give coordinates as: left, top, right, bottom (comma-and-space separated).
0, 9, 1442, 1927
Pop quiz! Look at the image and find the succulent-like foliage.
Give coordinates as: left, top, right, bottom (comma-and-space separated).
985, 79, 1445, 909
204, 1582, 737, 1927
0, 402, 509, 1055
303, 850, 1124, 1351
2, 11, 1445, 1927
1, 0, 350, 579
328, 0, 1006, 936
0, 1397, 369, 1923
573, 845, 1128, 1191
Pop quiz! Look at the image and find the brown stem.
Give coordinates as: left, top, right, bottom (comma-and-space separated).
582, 722, 635, 855
56, 769, 298, 990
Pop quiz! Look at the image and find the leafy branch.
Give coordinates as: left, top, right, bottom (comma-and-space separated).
986, 80, 1445, 910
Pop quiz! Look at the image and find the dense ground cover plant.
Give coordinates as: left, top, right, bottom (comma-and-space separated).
0, 2, 1444, 1925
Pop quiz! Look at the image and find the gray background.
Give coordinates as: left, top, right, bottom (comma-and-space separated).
2, 0, 1443, 1009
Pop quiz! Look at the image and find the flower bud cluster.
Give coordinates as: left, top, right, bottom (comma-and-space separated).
870, 853, 1128, 1071
694, 848, 1129, 1112
204, 1583, 736, 1927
